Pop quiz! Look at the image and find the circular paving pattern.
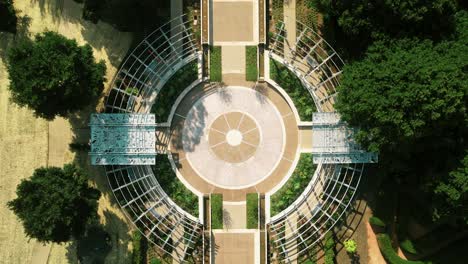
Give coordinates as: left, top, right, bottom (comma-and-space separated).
208, 112, 260, 163
182, 86, 285, 189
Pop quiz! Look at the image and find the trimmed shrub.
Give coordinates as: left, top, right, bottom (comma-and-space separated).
344, 239, 357, 254
210, 46, 222, 82
400, 238, 418, 255
211, 194, 223, 229
269, 59, 316, 120
377, 234, 426, 264
246, 193, 259, 229
369, 216, 386, 227
131, 231, 145, 264
246, 46, 258, 81
150, 259, 162, 264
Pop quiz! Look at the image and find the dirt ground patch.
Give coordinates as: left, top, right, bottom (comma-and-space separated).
0, 0, 133, 263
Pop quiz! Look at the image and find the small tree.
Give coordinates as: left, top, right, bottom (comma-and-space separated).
6, 31, 106, 120
8, 164, 101, 243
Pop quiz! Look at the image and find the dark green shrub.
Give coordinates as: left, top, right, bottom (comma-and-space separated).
131, 231, 145, 264
151, 155, 199, 216
271, 154, 316, 215
211, 194, 223, 229
210, 46, 222, 82
150, 258, 162, 264
369, 216, 386, 227
151, 61, 198, 122
269, 59, 316, 120
377, 234, 426, 264
0, 0, 17, 33
246, 46, 258, 81
246, 193, 258, 229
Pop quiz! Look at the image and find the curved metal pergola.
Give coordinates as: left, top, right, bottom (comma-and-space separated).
103, 15, 204, 262
266, 20, 364, 262
101, 13, 365, 263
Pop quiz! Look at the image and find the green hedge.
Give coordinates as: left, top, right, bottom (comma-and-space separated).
246, 46, 258, 81
211, 194, 223, 229
151, 61, 198, 122
400, 238, 418, 255
377, 234, 426, 264
0, 0, 17, 33
246, 193, 259, 229
324, 232, 335, 264
131, 231, 147, 264
210, 46, 222, 82
271, 154, 316, 215
151, 155, 199, 216
270, 59, 316, 121
369, 216, 386, 227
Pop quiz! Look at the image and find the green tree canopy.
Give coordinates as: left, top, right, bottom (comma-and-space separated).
335, 11, 468, 224
6, 31, 106, 120
313, 0, 460, 58
432, 153, 468, 225
8, 164, 101, 243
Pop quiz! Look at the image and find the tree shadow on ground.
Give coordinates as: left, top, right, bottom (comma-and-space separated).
66, 210, 132, 264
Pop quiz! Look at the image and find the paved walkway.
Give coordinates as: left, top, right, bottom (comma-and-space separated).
212, 0, 255, 44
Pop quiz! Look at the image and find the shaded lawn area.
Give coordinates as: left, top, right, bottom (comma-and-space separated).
151, 155, 199, 216
150, 61, 198, 122
270, 59, 316, 120
270, 153, 316, 216
424, 237, 468, 264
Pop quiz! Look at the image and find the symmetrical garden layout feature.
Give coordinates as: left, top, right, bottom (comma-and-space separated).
90, 13, 377, 263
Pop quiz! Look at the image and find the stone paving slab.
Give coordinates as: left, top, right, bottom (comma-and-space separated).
213, 232, 255, 264
213, 1, 254, 43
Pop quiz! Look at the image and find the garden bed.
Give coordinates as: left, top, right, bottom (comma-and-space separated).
246, 46, 258, 81
246, 193, 258, 229
151, 61, 198, 122
210, 46, 222, 82
270, 153, 316, 215
211, 194, 223, 229
151, 155, 199, 216
270, 59, 316, 121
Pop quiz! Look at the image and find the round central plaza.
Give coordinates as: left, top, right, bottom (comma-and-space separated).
170, 83, 299, 200
183, 87, 284, 188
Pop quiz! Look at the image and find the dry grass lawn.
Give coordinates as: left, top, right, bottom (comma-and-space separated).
0, 0, 133, 263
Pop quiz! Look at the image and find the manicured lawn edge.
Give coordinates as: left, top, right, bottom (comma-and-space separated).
211, 194, 223, 229
269, 59, 316, 121
246, 46, 258, 81
210, 46, 222, 82
246, 193, 259, 229
377, 234, 426, 264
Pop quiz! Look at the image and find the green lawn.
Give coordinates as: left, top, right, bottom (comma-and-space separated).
150, 61, 198, 122
211, 194, 223, 229
270, 153, 316, 215
270, 59, 316, 120
210, 46, 222, 82
246, 46, 258, 81
246, 193, 258, 229
151, 155, 199, 216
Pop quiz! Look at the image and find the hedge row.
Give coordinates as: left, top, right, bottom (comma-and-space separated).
377, 234, 426, 264
210, 46, 222, 82
246, 193, 259, 229
324, 232, 335, 264
369, 216, 386, 227
211, 194, 223, 229
131, 231, 147, 264
245, 46, 258, 81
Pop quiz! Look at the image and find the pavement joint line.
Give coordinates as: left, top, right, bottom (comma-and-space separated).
242, 140, 257, 147
175, 113, 186, 119
283, 156, 294, 163
223, 114, 232, 129
210, 140, 228, 148
243, 126, 258, 134
282, 112, 293, 118
236, 113, 245, 130
211, 127, 227, 135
